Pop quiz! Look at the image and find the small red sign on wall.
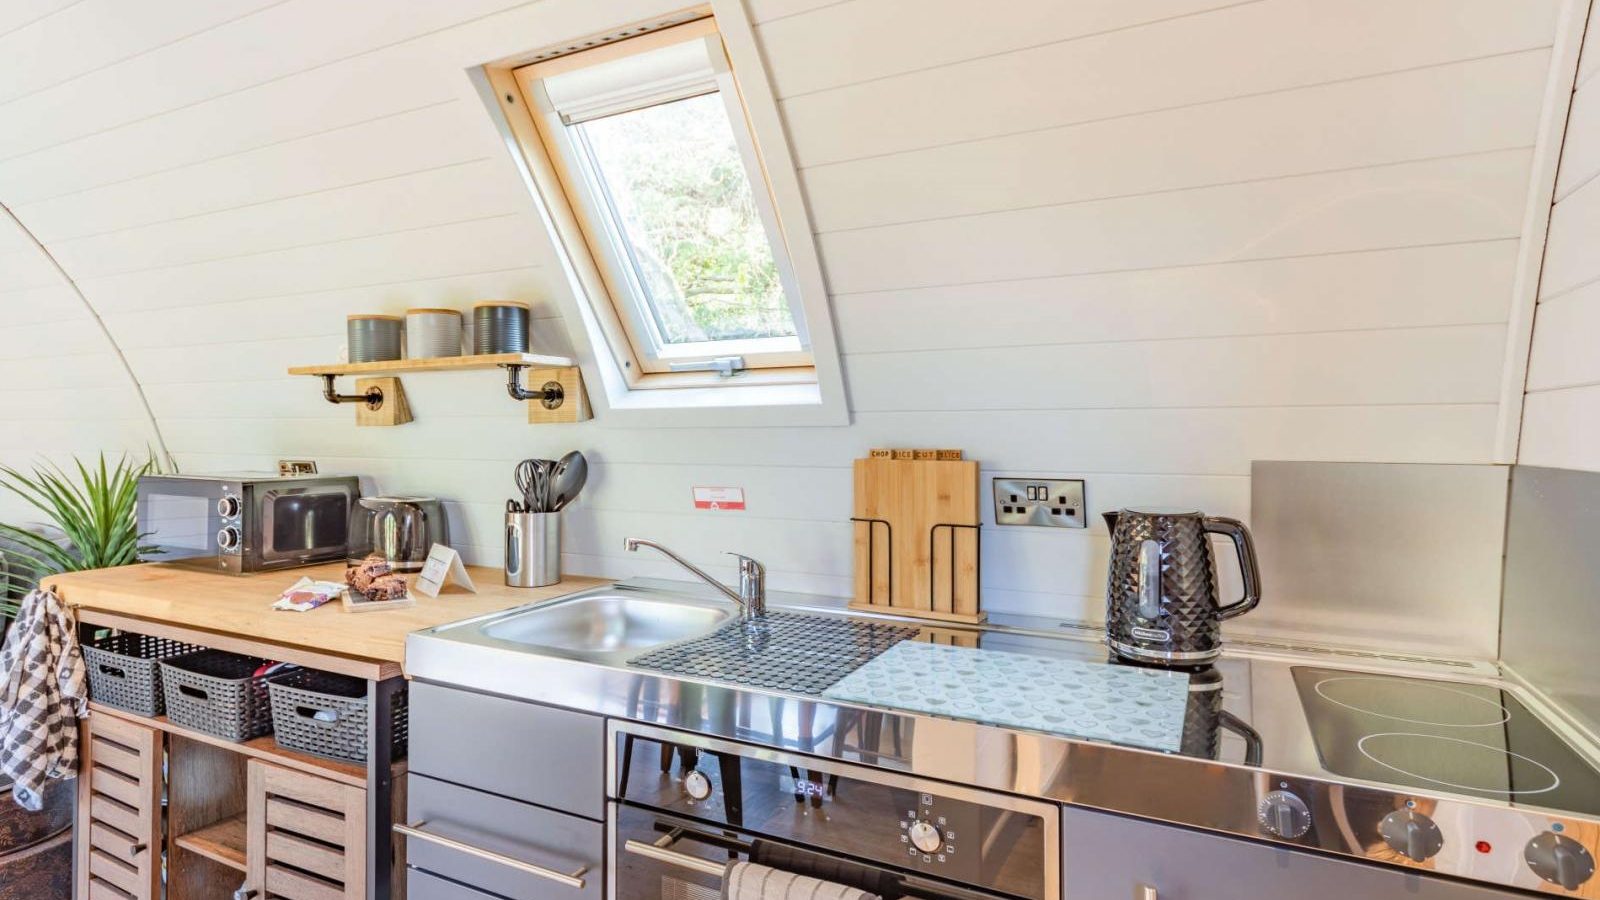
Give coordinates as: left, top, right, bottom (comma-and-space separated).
692, 486, 746, 511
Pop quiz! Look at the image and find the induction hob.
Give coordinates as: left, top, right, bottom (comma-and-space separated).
1293, 665, 1600, 816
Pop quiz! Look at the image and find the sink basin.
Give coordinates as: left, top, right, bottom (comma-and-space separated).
481, 591, 731, 657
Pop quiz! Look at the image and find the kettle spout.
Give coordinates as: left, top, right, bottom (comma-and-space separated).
1102, 510, 1120, 533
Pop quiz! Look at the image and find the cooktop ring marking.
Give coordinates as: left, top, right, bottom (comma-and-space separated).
1356, 732, 1561, 795
1314, 676, 1510, 728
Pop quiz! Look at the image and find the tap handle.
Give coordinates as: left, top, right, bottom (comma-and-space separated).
726, 552, 764, 576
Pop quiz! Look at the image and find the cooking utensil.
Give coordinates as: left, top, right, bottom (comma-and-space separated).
549, 451, 587, 511
346, 496, 448, 572
850, 453, 982, 624
1102, 508, 1261, 666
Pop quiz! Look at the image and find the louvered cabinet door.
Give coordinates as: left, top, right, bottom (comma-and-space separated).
243, 761, 367, 900
76, 713, 164, 900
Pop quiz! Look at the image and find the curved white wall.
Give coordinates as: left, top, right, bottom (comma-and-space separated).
0, 0, 1570, 625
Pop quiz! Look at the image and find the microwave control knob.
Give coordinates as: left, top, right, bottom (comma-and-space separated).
1526, 831, 1595, 890
217, 495, 241, 518
1379, 809, 1443, 862
908, 820, 944, 854
683, 770, 713, 802
216, 527, 241, 550
1258, 791, 1311, 839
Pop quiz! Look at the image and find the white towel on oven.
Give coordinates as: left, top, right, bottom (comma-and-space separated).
0, 586, 88, 811
722, 861, 880, 900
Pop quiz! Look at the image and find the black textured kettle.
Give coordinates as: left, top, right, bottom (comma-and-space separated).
1102, 508, 1261, 665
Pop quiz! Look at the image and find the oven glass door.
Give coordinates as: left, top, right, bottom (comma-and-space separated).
135, 478, 223, 564
613, 805, 1012, 900
257, 487, 351, 563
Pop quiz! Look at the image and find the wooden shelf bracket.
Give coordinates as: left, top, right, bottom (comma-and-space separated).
504, 363, 565, 409
320, 374, 384, 410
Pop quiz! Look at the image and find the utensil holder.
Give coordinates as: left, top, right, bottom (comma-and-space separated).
505, 511, 560, 587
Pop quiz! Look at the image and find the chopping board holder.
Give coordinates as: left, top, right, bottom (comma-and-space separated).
849, 516, 894, 605
929, 522, 981, 612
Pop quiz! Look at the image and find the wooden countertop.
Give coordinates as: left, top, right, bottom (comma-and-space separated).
52, 562, 607, 680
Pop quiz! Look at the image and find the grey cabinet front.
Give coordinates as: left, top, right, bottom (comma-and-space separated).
409, 680, 605, 819
1061, 806, 1521, 899
407, 868, 502, 900
405, 773, 603, 900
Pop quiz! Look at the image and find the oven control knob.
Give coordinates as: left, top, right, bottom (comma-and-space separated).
216, 527, 240, 550
683, 770, 713, 802
1526, 831, 1595, 890
217, 495, 241, 518
908, 820, 943, 854
1379, 809, 1443, 862
1258, 791, 1311, 839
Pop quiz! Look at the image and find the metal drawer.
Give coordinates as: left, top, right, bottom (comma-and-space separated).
409, 681, 604, 819
402, 773, 603, 900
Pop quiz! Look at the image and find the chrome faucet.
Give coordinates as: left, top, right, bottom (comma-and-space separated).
623, 538, 766, 619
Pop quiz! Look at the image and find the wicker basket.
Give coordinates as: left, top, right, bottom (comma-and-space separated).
159, 650, 275, 742
267, 669, 408, 764
83, 633, 202, 717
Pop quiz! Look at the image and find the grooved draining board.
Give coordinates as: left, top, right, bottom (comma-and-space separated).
823, 642, 1191, 752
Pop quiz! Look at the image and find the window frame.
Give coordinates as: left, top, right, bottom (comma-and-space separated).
513, 18, 811, 377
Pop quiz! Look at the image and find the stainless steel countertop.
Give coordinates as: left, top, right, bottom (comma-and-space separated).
406, 578, 1600, 894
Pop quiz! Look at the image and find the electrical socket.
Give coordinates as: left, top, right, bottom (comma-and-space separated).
992, 477, 1086, 528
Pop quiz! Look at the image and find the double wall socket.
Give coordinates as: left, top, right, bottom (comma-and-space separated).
993, 477, 1087, 528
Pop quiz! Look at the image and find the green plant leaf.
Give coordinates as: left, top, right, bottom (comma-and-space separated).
0, 452, 154, 597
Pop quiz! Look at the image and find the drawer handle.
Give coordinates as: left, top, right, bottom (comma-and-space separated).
394, 821, 588, 890
623, 834, 727, 878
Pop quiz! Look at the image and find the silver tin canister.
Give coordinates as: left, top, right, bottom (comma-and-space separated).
473, 301, 530, 355
347, 315, 404, 362
405, 308, 462, 359
505, 511, 560, 587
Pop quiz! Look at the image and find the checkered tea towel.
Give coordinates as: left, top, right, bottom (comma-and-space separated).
0, 587, 87, 811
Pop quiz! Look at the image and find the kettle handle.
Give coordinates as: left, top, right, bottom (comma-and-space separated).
1203, 516, 1261, 620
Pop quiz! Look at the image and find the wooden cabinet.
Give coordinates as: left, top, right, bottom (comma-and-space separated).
76, 713, 163, 900
242, 761, 370, 899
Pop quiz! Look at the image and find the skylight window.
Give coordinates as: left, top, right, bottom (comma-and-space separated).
514, 18, 811, 377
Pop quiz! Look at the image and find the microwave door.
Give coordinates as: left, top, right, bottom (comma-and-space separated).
137, 482, 222, 565
257, 488, 352, 565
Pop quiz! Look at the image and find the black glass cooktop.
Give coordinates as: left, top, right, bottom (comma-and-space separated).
1293, 666, 1600, 814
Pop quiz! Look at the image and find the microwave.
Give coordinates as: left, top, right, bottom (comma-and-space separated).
136, 474, 360, 575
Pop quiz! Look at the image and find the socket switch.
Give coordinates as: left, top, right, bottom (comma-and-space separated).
993, 477, 1086, 528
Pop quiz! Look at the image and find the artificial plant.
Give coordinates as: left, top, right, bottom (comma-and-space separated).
0, 454, 158, 619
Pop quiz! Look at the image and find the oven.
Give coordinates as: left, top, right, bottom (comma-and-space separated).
609, 723, 1059, 900
136, 473, 359, 574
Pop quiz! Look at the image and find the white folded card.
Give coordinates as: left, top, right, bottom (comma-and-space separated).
415, 543, 477, 597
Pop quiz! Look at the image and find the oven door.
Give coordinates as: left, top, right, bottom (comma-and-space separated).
612, 805, 1017, 900
253, 484, 354, 567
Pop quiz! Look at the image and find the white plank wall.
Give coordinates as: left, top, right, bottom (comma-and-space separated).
1523, 0, 1600, 471
0, 0, 1567, 644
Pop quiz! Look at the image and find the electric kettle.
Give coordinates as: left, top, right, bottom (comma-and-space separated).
1102, 508, 1261, 665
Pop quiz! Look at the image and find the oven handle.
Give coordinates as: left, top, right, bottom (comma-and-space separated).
623, 831, 729, 878
394, 821, 589, 889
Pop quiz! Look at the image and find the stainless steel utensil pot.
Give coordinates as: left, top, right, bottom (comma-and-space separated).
505, 512, 560, 587
1103, 508, 1260, 664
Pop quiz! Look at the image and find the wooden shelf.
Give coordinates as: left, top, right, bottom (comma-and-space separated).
174, 814, 247, 871
286, 352, 574, 377
88, 703, 398, 788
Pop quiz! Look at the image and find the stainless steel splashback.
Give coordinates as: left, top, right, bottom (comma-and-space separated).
1243, 461, 1509, 659
1501, 465, 1600, 738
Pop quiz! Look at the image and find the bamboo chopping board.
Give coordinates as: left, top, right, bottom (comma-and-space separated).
851, 455, 983, 624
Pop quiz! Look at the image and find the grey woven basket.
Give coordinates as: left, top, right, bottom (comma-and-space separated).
159, 650, 275, 742
267, 669, 408, 764
83, 633, 202, 717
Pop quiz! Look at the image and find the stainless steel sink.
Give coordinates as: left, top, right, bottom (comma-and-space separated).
479, 590, 732, 659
